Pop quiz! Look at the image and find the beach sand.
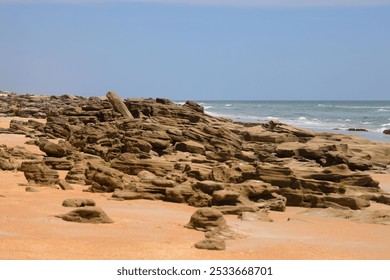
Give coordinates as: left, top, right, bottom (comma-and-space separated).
1, 117, 390, 260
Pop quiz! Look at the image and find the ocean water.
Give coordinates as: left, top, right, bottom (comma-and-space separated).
181, 100, 390, 143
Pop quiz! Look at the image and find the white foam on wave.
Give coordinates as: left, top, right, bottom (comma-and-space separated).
381, 123, 390, 127
203, 106, 213, 110
225, 104, 232, 107
205, 110, 262, 122
378, 109, 390, 112
266, 116, 279, 120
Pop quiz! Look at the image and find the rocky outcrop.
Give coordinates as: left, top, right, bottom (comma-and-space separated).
0, 145, 39, 170
1, 92, 390, 216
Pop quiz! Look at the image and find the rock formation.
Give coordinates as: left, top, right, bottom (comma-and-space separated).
1, 92, 390, 214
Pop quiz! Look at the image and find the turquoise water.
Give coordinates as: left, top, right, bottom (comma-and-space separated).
183, 100, 390, 142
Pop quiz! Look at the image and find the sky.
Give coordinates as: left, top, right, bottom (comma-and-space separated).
0, 0, 390, 100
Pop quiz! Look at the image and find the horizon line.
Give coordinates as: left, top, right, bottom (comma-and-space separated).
2, 0, 390, 7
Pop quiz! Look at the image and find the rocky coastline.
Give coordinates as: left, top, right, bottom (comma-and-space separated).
1, 91, 390, 252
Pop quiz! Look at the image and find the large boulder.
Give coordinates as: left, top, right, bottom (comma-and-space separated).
85, 162, 126, 192
65, 164, 87, 184
185, 208, 227, 231
0, 158, 16, 170
39, 140, 67, 158
18, 161, 59, 185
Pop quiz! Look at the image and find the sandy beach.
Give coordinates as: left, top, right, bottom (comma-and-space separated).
1, 164, 390, 260
1, 104, 390, 260
1, 116, 390, 260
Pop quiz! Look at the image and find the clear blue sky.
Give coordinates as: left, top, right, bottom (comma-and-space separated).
1, 0, 390, 100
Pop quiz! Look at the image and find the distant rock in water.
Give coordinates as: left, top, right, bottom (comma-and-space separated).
384, 129, 390, 135
348, 128, 368, 132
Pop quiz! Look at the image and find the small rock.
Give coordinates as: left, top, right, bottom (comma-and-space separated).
58, 179, 74, 190
25, 186, 39, 192
62, 198, 96, 207
239, 211, 273, 222
56, 206, 114, 223
194, 238, 226, 250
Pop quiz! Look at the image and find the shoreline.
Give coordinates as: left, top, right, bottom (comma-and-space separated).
195, 100, 390, 143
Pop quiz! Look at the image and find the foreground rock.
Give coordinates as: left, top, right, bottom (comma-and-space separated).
56, 206, 114, 223
194, 238, 226, 250
185, 208, 227, 231
185, 208, 242, 250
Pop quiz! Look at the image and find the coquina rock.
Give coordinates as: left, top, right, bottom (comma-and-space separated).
2, 92, 390, 215
56, 206, 114, 223
18, 161, 59, 185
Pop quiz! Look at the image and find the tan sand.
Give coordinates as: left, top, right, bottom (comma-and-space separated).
1, 118, 390, 260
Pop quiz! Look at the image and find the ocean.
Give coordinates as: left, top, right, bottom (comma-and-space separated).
179, 100, 390, 143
